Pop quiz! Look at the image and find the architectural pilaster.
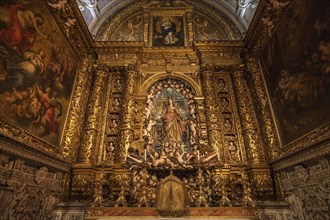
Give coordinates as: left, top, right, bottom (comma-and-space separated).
232, 69, 265, 163
246, 57, 280, 161
201, 65, 222, 157
61, 56, 95, 161
232, 67, 274, 201
118, 65, 137, 163
78, 65, 108, 164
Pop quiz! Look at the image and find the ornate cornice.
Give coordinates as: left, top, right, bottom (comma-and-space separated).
0, 118, 61, 155
0, 137, 71, 172
279, 122, 330, 159
195, 41, 244, 66
271, 124, 330, 171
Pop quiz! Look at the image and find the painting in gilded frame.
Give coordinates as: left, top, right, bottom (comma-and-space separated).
0, 0, 78, 146
261, 0, 330, 145
153, 16, 184, 47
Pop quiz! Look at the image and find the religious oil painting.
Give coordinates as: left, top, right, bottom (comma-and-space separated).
153, 16, 184, 47
261, 0, 330, 145
0, 0, 78, 146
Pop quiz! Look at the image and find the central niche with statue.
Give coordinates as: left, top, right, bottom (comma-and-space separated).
127, 78, 218, 169
114, 78, 256, 216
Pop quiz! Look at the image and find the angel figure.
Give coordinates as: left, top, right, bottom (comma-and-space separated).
142, 119, 156, 137
117, 17, 143, 41
193, 16, 219, 40
261, 17, 275, 37
47, 0, 68, 11
269, 0, 290, 11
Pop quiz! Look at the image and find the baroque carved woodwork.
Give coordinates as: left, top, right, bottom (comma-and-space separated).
1, 0, 329, 219
279, 159, 330, 220
0, 155, 65, 220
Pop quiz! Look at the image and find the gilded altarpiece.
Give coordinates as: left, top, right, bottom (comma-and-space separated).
0, 0, 289, 218
70, 2, 274, 213
73, 62, 274, 212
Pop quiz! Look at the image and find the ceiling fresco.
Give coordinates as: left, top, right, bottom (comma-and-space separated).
75, 0, 260, 39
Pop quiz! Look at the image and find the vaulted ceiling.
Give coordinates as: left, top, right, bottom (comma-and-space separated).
75, 0, 260, 40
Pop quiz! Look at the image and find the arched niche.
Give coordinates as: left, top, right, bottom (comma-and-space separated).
142, 78, 198, 151
125, 75, 222, 170
139, 73, 202, 97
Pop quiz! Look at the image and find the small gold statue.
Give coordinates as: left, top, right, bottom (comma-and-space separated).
241, 170, 255, 207
219, 174, 231, 207
115, 186, 127, 207
92, 172, 105, 207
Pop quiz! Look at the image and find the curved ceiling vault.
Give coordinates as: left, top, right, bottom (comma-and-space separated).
76, 0, 260, 41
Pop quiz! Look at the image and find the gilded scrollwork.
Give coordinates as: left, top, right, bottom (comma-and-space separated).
200, 65, 222, 155
78, 65, 108, 164
71, 173, 95, 201
46, 0, 95, 57
92, 172, 106, 207
0, 118, 62, 157
117, 66, 137, 163
231, 68, 265, 162
251, 173, 274, 201
279, 122, 330, 158
214, 69, 246, 164
246, 0, 292, 56
246, 57, 280, 161
62, 56, 95, 160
